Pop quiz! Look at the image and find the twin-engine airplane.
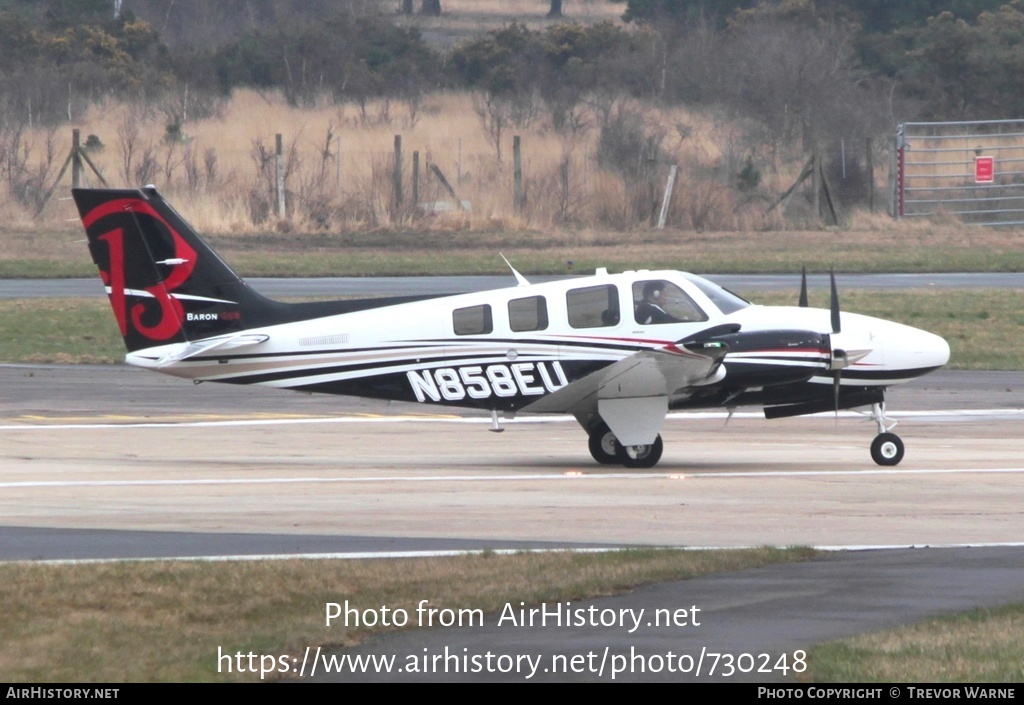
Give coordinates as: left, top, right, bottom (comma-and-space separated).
72, 187, 950, 469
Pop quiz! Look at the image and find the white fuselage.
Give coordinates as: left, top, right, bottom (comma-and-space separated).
126, 270, 950, 409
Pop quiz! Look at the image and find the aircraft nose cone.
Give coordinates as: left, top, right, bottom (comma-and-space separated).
932, 331, 951, 367
860, 318, 950, 378
907, 326, 951, 370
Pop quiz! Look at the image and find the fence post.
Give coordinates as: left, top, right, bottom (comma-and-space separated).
412, 150, 420, 212
513, 135, 524, 213
657, 164, 678, 229
393, 134, 403, 217
72, 129, 82, 188
866, 137, 875, 213
275, 133, 286, 218
811, 150, 820, 221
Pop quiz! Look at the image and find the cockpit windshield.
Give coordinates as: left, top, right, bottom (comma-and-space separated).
680, 274, 751, 315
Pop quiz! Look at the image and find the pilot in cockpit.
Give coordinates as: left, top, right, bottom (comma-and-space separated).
634, 281, 682, 325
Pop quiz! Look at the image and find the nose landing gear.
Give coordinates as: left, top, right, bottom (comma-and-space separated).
869, 402, 904, 466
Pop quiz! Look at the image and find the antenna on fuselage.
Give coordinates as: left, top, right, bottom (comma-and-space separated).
500, 253, 531, 286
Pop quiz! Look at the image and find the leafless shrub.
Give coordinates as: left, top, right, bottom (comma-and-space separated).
597, 104, 665, 180
0, 126, 59, 209
294, 126, 341, 228
158, 82, 227, 128
474, 91, 512, 164
532, 153, 588, 226
474, 89, 542, 164
402, 91, 423, 129
249, 134, 301, 222
671, 178, 735, 231
162, 141, 187, 185
204, 148, 219, 187
118, 106, 159, 187
134, 147, 159, 187
351, 152, 398, 228
182, 142, 221, 194
590, 172, 635, 230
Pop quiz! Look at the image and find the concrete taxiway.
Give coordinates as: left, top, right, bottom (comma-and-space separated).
0, 364, 1021, 555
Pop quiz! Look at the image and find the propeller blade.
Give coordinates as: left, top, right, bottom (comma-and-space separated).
799, 266, 808, 307
830, 269, 841, 334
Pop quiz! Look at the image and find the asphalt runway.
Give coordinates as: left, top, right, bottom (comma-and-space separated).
2, 364, 1023, 682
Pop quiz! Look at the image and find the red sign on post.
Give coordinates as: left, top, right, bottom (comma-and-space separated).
975, 156, 995, 183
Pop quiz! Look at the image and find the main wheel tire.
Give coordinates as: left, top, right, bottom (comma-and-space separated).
587, 422, 620, 465
615, 434, 664, 469
871, 432, 905, 466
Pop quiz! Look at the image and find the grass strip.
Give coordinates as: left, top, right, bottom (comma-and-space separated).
0, 547, 815, 682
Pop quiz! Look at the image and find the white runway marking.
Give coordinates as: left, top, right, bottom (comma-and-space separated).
20, 541, 1024, 565
1, 408, 1021, 431
4, 467, 1024, 489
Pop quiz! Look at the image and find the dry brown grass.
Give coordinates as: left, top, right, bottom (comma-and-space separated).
16, 88, 798, 235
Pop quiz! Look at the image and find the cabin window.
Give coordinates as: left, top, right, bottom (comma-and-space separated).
453, 304, 493, 335
632, 280, 708, 325
508, 296, 548, 332
567, 284, 619, 329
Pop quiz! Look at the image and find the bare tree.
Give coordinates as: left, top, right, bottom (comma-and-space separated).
547, 0, 563, 18
420, 0, 440, 15
715, 18, 885, 158
474, 92, 512, 164
117, 106, 158, 187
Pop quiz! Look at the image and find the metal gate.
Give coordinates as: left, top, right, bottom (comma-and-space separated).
895, 119, 1024, 226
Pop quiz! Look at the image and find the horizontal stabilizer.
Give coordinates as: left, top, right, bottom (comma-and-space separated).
156, 333, 269, 367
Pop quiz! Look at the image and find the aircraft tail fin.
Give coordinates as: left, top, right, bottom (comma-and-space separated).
72, 186, 276, 353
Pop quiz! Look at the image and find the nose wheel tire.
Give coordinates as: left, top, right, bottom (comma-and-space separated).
615, 435, 664, 469
587, 423, 620, 465
871, 432, 904, 466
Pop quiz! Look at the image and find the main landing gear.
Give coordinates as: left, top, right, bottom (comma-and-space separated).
869, 402, 904, 466
585, 401, 906, 469
587, 422, 663, 469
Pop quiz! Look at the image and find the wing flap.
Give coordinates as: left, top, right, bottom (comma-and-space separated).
521, 345, 723, 417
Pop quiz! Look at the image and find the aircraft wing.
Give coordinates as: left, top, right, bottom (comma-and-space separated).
521, 341, 727, 446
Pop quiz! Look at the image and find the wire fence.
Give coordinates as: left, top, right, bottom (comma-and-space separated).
895, 119, 1024, 226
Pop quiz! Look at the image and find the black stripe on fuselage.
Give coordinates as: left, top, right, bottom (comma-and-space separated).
822, 366, 943, 382
180, 335, 645, 365
205, 347, 610, 387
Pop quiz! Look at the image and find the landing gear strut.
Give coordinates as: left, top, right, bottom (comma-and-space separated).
869, 402, 904, 466
587, 422, 663, 469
